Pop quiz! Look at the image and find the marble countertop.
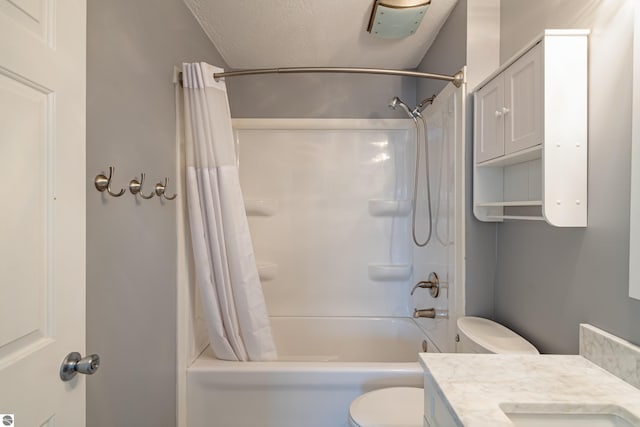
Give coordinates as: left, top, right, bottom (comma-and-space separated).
419, 353, 640, 427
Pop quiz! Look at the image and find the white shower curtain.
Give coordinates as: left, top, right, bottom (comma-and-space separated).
181, 62, 277, 361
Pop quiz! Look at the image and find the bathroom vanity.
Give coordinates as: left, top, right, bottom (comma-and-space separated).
420, 325, 640, 426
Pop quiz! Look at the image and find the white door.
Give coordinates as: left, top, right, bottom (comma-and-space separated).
474, 74, 504, 163
0, 1, 86, 426
504, 43, 543, 155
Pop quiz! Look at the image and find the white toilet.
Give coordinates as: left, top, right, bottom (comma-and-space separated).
348, 317, 539, 427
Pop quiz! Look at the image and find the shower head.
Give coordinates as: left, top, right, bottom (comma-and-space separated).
388, 96, 417, 120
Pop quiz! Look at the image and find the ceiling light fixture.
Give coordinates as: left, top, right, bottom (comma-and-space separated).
367, 0, 431, 39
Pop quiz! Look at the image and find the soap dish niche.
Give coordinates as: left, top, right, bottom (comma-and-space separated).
257, 262, 277, 282
368, 199, 412, 217
245, 199, 278, 216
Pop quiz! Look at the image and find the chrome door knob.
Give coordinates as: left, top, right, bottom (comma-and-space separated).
60, 352, 100, 382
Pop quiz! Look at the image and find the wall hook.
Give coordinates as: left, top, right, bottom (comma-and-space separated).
94, 166, 126, 197
155, 178, 177, 201
129, 173, 155, 199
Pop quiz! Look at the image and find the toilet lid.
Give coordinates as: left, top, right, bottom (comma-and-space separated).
457, 316, 539, 354
349, 387, 423, 427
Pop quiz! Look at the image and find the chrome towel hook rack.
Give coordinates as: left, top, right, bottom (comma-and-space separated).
95, 166, 126, 197
94, 166, 177, 201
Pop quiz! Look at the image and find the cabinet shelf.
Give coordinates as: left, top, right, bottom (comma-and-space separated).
475, 200, 542, 207
477, 145, 542, 168
486, 215, 545, 221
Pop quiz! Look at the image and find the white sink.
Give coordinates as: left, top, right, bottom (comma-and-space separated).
505, 412, 636, 427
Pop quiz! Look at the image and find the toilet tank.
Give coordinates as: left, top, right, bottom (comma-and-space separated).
456, 317, 539, 354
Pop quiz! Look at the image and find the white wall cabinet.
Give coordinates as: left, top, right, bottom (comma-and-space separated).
504, 44, 543, 155
476, 44, 542, 163
475, 75, 504, 163
473, 30, 588, 227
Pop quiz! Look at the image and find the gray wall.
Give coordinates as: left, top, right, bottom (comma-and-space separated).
494, 0, 640, 354
86, 1, 226, 426
416, 0, 467, 99
417, 0, 498, 317
227, 74, 416, 118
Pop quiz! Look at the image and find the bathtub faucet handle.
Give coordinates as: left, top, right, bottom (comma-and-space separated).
410, 272, 440, 297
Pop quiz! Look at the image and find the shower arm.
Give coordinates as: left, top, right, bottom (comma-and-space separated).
414, 95, 436, 115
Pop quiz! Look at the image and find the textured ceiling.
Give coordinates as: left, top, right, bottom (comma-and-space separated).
182, 0, 458, 69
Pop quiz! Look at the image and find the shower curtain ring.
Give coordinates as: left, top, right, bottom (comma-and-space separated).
155, 178, 177, 201
94, 166, 126, 197
129, 173, 155, 199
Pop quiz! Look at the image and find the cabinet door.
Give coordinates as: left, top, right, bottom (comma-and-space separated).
504, 44, 543, 154
475, 75, 505, 163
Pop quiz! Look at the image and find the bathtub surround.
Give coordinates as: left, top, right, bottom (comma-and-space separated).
180, 62, 276, 361
234, 119, 416, 318
86, 0, 227, 425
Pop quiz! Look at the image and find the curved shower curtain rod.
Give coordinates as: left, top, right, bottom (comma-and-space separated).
180, 67, 465, 88
213, 67, 464, 87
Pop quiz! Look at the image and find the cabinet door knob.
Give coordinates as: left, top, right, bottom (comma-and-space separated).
502, 107, 511, 115
495, 110, 503, 118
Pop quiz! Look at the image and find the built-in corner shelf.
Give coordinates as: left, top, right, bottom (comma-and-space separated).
368, 199, 412, 217
368, 264, 412, 281
473, 30, 589, 227
245, 199, 277, 216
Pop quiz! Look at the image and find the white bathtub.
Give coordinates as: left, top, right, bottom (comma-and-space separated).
186, 317, 438, 427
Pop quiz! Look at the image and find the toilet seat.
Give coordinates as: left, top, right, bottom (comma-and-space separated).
348, 387, 423, 427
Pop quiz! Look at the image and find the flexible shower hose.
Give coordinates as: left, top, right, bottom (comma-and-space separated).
412, 115, 432, 247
